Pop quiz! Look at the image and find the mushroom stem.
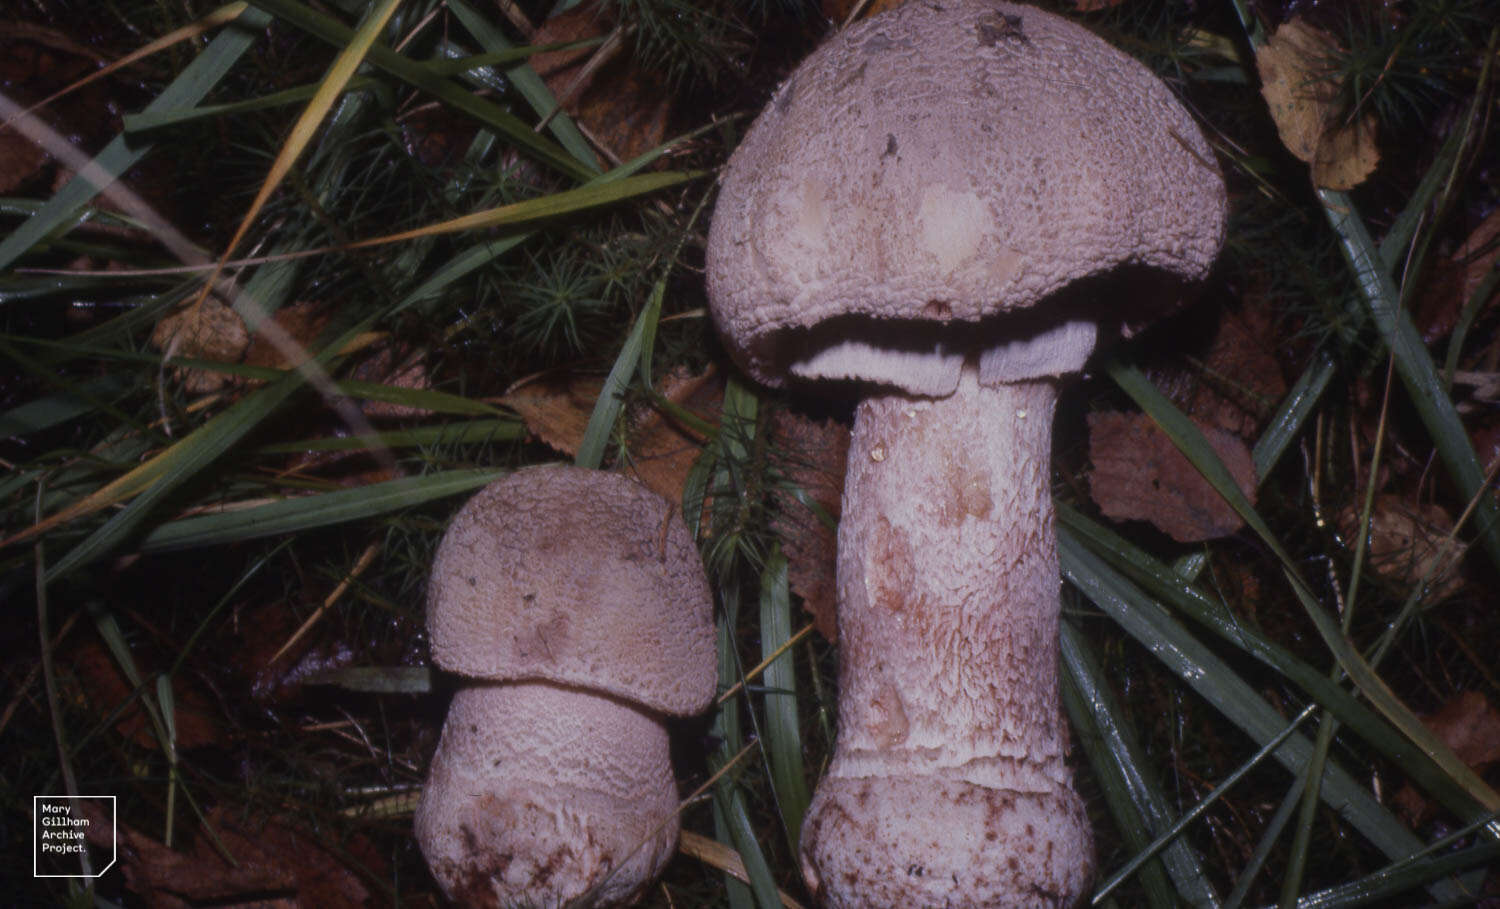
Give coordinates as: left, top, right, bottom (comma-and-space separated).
799, 367, 1093, 907
415, 683, 680, 909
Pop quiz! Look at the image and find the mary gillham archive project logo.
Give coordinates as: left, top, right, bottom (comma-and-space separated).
33, 796, 116, 879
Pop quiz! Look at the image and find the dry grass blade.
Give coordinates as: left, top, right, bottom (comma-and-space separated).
181, 0, 404, 322
0, 2, 251, 136
679, 832, 806, 909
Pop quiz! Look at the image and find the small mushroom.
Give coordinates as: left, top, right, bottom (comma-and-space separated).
415, 464, 716, 908
706, 2, 1226, 906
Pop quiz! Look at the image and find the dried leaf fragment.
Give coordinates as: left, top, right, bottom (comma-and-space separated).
1148, 304, 1287, 440
530, 1, 672, 164
1337, 494, 1466, 602
1087, 410, 1257, 543
1417, 207, 1500, 344
150, 296, 251, 393
1256, 18, 1379, 190
500, 367, 720, 503
80, 803, 379, 908
1394, 691, 1500, 824
768, 411, 850, 640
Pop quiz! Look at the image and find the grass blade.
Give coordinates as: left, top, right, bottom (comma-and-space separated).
1059, 622, 1202, 909
0, 6, 270, 271
1319, 188, 1500, 573
1107, 358, 1500, 817
444, 0, 598, 172
575, 278, 665, 469
1058, 504, 1491, 831
758, 547, 811, 853
1059, 531, 1471, 902
138, 468, 505, 551
246, 0, 593, 182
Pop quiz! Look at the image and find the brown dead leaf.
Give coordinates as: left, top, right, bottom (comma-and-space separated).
152, 299, 339, 394
501, 367, 721, 503
501, 371, 605, 456
242, 300, 330, 370
1471, 419, 1500, 476
1150, 304, 1287, 440
530, 1, 670, 165
0, 129, 48, 195
151, 296, 251, 393
617, 367, 722, 503
81, 803, 379, 908
1426, 691, 1500, 769
1394, 691, 1500, 825
1256, 18, 1379, 190
821, 0, 909, 22
768, 412, 849, 640
1417, 208, 1500, 344
1088, 411, 1257, 543
350, 346, 433, 419
68, 640, 219, 751
1337, 494, 1466, 602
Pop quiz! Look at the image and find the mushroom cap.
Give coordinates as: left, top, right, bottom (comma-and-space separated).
706, 0, 1226, 395
427, 464, 716, 716
414, 682, 681, 908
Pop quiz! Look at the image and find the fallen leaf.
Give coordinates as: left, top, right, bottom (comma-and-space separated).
68, 639, 220, 751
1256, 18, 1380, 189
0, 129, 48, 196
1417, 208, 1500, 344
241, 300, 331, 370
768, 411, 848, 641
1428, 691, 1500, 769
1337, 494, 1466, 602
1470, 419, 1500, 475
530, 1, 670, 165
1150, 304, 1287, 440
617, 366, 721, 503
152, 299, 340, 394
151, 296, 250, 393
501, 367, 720, 503
80, 803, 380, 908
1394, 691, 1500, 825
500, 371, 601, 456
399, 105, 475, 171
1087, 410, 1258, 543
350, 345, 433, 419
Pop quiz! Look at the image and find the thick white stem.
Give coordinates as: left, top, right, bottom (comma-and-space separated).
415, 683, 679, 909
799, 368, 1093, 908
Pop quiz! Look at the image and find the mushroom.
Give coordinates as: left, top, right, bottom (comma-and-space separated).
705, 2, 1226, 906
414, 464, 716, 908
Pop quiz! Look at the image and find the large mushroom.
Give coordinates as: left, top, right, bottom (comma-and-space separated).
414, 464, 716, 908
706, 2, 1226, 906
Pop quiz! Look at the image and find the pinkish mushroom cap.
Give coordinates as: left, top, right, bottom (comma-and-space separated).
426, 464, 716, 716
707, 0, 1225, 395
